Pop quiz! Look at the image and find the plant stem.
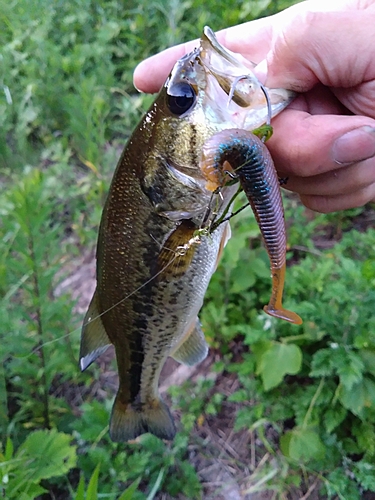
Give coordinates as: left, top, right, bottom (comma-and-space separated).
0, 361, 9, 433
25, 204, 50, 430
302, 378, 325, 429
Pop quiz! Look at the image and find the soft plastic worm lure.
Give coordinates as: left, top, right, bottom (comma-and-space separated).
200, 128, 302, 325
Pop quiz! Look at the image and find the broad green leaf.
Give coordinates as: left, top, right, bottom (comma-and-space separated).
323, 405, 347, 433
359, 349, 375, 377
336, 351, 364, 391
363, 376, 375, 409
255, 342, 302, 391
338, 376, 375, 416
353, 421, 375, 456
252, 340, 273, 360
338, 381, 365, 416
252, 256, 271, 279
230, 264, 256, 293
16, 429, 77, 482
280, 427, 325, 462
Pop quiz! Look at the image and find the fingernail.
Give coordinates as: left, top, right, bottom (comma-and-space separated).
333, 126, 375, 165
254, 59, 268, 85
133, 63, 143, 92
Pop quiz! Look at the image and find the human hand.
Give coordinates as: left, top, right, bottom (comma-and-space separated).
133, 0, 375, 213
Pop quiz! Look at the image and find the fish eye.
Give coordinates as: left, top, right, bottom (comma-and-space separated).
166, 82, 196, 116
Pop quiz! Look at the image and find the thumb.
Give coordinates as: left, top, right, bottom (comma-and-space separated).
255, 10, 375, 93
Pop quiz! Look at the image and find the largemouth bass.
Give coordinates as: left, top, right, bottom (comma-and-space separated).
80, 27, 298, 442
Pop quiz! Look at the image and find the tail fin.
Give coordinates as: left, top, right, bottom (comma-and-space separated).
109, 394, 176, 442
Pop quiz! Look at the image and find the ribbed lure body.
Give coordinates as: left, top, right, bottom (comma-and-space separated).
200, 129, 302, 325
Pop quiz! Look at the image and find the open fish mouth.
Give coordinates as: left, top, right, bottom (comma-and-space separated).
198, 26, 295, 129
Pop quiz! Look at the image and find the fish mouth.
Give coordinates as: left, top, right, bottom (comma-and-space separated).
198, 26, 295, 128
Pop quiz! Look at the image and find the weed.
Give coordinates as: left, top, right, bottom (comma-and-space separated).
3, 0, 375, 498
208, 203, 375, 497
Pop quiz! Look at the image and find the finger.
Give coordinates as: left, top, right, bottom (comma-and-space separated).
285, 157, 375, 197
133, 39, 199, 93
216, 18, 273, 63
133, 16, 279, 93
333, 80, 375, 119
135, 0, 375, 93
259, 10, 375, 92
300, 184, 375, 213
267, 108, 375, 177
286, 83, 349, 115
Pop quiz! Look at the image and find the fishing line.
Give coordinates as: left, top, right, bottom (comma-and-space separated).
19, 230, 206, 360
19, 80, 270, 359
30, 146, 262, 358
199, 191, 217, 227
19, 184, 252, 360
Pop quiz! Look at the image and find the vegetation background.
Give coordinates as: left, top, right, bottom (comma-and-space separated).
1, 0, 375, 498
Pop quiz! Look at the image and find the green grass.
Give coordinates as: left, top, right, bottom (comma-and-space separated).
2, 0, 375, 498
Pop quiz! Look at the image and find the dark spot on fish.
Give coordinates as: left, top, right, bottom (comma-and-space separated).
140, 179, 164, 207
133, 301, 153, 316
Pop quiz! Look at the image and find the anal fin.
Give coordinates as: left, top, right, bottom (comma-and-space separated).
80, 290, 111, 371
171, 318, 208, 366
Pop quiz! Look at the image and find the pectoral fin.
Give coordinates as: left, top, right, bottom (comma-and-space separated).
215, 221, 231, 270
80, 290, 111, 371
157, 220, 199, 279
171, 318, 208, 366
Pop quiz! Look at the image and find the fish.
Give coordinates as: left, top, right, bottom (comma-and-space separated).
80, 26, 298, 442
